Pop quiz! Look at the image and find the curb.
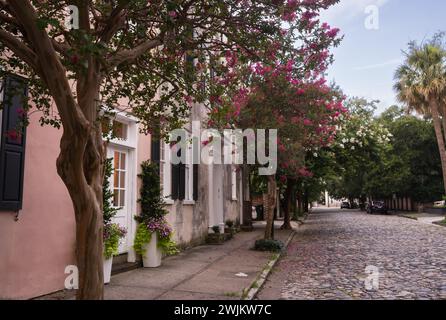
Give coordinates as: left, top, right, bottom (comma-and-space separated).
398, 214, 418, 221
242, 230, 296, 300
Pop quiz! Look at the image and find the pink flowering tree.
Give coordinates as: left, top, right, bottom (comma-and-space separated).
237, 72, 345, 235
204, 12, 343, 239
0, 0, 339, 299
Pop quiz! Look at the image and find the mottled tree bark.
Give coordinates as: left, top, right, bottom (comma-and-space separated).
242, 165, 253, 229
264, 175, 277, 240
281, 179, 294, 230
2, 1, 108, 299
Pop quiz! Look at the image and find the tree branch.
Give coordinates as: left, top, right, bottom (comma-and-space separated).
108, 37, 163, 68
51, 38, 71, 57
0, 11, 18, 26
0, 28, 38, 70
97, 4, 129, 43
6, 0, 88, 133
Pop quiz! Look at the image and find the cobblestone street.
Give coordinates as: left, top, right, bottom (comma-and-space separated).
258, 208, 446, 300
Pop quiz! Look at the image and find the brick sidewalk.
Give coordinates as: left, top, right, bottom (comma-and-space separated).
40, 221, 295, 300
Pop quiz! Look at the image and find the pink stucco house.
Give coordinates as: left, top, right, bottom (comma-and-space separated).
0, 74, 244, 299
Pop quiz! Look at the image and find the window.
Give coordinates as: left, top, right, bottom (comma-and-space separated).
0, 75, 28, 211
112, 121, 128, 140
102, 119, 128, 141
169, 133, 195, 202
113, 151, 127, 207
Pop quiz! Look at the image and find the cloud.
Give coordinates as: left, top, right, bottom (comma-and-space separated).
320, 0, 390, 25
353, 58, 402, 71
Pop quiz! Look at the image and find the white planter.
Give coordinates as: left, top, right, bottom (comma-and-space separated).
103, 256, 113, 284
142, 233, 162, 268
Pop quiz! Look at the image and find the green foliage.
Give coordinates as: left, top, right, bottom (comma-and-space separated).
0, 1, 340, 138
103, 158, 118, 226
225, 220, 234, 228
135, 161, 169, 223
133, 224, 153, 256
322, 98, 444, 204
254, 239, 284, 252
212, 225, 221, 234
158, 236, 180, 256
380, 114, 444, 202
134, 161, 178, 256
324, 98, 393, 201
133, 224, 179, 256
103, 223, 127, 259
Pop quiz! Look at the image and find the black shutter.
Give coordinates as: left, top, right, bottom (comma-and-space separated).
193, 163, 198, 201
0, 75, 28, 211
171, 163, 179, 200
178, 163, 185, 200
151, 139, 160, 175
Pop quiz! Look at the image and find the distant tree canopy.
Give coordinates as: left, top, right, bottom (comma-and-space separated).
379, 109, 444, 202
323, 99, 444, 203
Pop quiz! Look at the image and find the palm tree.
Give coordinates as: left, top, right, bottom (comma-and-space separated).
394, 38, 446, 195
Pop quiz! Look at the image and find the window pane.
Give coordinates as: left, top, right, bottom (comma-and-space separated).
101, 119, 111, 136
120, 171, 126, 188
114, 170, 119, 188
113, 190, 119, 207
120, 190, 125, 207
114, 152, 120, 170
120, 153, 126, 170
112, 121, 128, 140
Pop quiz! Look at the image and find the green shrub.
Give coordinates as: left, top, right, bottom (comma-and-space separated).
225, 219, 234, 228
133, 161, 178, 256
104, 223, 127, 259
254, 239, 284, 252
134, 223, 179, 256
133, 223, 153, 256
212, 225, 220, 234
103, 158, 118, 225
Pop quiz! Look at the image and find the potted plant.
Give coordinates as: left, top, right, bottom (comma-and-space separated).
206, 225, 226, 244
102, 158, 127, 284
134, 161, 178, 268
103, 223, 127, 283
225, 219, 236, 237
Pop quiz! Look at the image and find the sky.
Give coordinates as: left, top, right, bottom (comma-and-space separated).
320, 0, 446, 114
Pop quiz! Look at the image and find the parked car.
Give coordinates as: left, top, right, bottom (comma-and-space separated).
341, 202, 350, 209
434, 200, 445, 207
366, 201, 388, 215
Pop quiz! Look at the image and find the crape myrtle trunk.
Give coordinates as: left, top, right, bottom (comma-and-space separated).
281, 178, 294, 230
57, 123, 105, 300
264, 175, 277, 240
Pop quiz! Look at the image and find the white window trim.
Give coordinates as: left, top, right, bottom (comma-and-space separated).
231, 166, 237, 201
185, 140, 194, 202
161, 141, 173, 204
101, 109, 138, 149
102, 110, 138, 262
161, 135, 195, 205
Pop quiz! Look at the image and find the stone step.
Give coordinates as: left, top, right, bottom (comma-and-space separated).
111, 253, 142, 276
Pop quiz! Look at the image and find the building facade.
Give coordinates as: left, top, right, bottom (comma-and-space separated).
0, 74, 244, 299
